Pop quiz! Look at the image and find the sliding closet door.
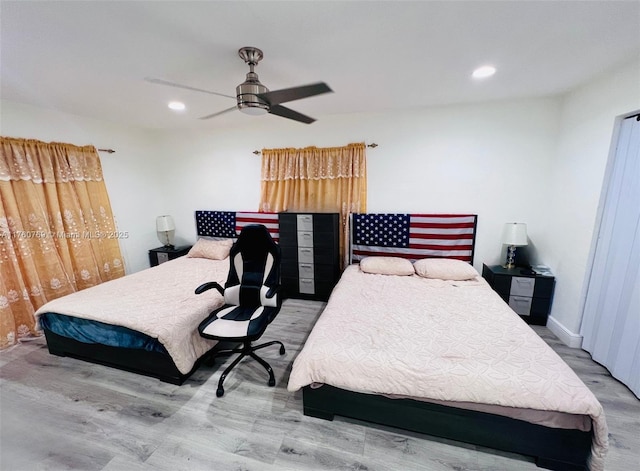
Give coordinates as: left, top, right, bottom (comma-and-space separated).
581, 115, 640, 398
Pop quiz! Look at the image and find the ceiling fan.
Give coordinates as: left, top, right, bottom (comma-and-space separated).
145, 47, 332, 124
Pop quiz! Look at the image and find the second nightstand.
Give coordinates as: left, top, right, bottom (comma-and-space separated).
149, 245, 192, 267
482, 264, 555, 326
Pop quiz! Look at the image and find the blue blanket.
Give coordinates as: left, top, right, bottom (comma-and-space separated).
39, 313, 167, 353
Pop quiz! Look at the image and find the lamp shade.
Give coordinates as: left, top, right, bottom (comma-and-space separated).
501, 223, 528, 246
156, 215, 175, 232
156, 215, 175, 247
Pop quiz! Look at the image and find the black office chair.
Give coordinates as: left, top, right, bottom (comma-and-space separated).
195, 224, 285, 397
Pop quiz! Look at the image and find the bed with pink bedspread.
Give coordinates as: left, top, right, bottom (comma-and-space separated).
287, 213, 607, 471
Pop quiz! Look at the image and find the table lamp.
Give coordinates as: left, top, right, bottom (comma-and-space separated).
502, 222, 527, 269
156, 215, 175, 248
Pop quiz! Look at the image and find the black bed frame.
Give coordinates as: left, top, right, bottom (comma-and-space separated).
303, 383, 592, 470
42, 329, 235, 385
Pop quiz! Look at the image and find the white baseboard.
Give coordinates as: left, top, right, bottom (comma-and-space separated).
546, 315, 583, 348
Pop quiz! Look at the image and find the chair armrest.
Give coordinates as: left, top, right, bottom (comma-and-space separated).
195, 282, 224, 296
265, 285, 280, 299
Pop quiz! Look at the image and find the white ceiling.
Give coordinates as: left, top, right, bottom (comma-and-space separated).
2, 1, 639, 130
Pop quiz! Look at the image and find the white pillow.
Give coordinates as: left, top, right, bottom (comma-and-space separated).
359, 256, 415, 276
187, 238, 233, 260
413, 258, 478, 281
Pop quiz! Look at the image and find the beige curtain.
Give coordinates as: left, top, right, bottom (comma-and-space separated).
0, 137, 125, 349
260, 142, 367, 266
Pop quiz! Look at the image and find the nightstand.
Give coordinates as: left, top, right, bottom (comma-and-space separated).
482, 264, 555, 326
149, 245, 192, 267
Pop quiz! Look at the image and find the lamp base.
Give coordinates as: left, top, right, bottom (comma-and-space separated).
504, 245, 517, 269
158, 229, 175, 248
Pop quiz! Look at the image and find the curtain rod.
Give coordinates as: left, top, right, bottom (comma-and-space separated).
252, 143, 378, 155
98, 148, 115, 154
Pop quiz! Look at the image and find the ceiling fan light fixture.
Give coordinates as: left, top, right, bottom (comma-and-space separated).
238, 103, 269, 115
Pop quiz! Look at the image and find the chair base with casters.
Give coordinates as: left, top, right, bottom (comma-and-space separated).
209, 339, 285, 397
195, 224, 284, 398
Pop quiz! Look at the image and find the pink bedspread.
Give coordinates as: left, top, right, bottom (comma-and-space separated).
35, 257, 229, 374
288, 265, 608, 470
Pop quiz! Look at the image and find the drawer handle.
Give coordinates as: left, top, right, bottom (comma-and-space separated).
515, 279, 533, 285
300, 264, 313, 269
301, 248, 312, 253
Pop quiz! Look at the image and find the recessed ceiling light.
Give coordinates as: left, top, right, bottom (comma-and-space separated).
472, 65, 496, 79
168, 101, 186, 111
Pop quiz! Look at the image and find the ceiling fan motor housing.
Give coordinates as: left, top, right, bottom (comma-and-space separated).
236, 47, 269, 115
236, 72, 269, 115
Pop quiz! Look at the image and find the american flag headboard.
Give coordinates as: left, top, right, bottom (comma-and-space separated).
195, 211, 280, 241
350, 213, 477, 264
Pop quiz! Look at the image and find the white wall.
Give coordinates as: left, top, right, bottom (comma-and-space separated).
157, 97, 561, 275
0, 100, 166, 273
541, 59, 640, 340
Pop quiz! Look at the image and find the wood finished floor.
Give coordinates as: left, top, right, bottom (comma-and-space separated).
1, 299, 639, 471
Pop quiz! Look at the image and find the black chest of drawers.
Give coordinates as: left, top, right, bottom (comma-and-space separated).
278, 213, 340, 301
482, 264, 555, 326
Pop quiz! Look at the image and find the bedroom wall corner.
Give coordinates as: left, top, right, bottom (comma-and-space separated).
541, 57, 640, 339
0, 100, 167, 274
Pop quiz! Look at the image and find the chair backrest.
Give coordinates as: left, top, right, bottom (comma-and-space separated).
223, 224, 281, 308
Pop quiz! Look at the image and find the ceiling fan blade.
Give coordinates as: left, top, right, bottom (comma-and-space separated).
258, 82, 332, 106
145, 77, 236, 100
199, 106, 238, 120
268, 105, 315, 124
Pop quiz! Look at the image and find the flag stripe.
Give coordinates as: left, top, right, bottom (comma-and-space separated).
408, 241, 474, 250
236, 212, 279, 241
409, 235, 474, 242
410, 214, 473, 224
410, 222, 476, 229
351, 213, 477, 263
